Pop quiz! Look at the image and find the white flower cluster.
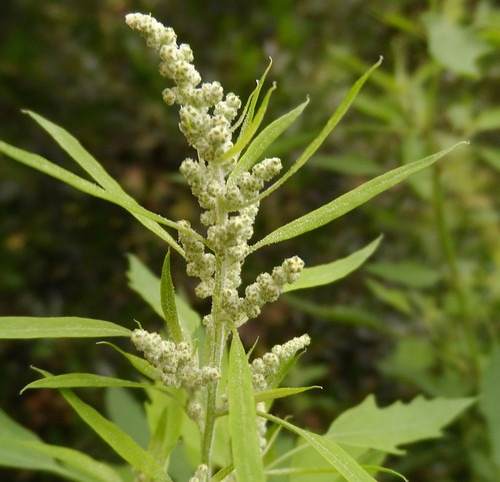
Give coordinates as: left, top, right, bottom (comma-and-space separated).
126, 13, 300, 325
251, 334, 311, 390
241, 256, 304, 321
125, 12, 240, 163
189, 464, 209, 482
131, 329, 220, 390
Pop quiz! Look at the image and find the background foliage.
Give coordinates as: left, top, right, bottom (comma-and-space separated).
1, 0, 499, 481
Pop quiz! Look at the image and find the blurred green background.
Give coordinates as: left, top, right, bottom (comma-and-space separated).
1, 0, 499, 481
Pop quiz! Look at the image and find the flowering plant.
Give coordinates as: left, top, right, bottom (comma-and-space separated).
0, 12, 472, 482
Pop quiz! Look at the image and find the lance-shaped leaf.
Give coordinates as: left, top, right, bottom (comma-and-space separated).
23, 110, 123, 192
233, 58, 273, 137
223, 82, 276, 161
228, 332, 265, 482
329, 394, 475, 454
255, 57, 382, 203
160, 250, 183, 342
230, 98, 309, 179
252, 142, 467, 250
0, 317, 130, 339
127, 254, 200, 337
255, 386, 321, 403
284, 236, 382, 292
21, 372, 150, 394
3, 438, 122, 482
33, 367, 170, 482
259, 412, 376, 482
97, 342, 159, 381
105, 387, 150, 449
0, 140, 180, 233
2, 111, 183, 256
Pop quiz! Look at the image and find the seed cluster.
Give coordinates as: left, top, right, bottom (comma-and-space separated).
131, 329, 220, 390
251, 334, 311, 391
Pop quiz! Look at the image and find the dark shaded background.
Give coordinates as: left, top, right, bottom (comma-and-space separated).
1, 1, 499, 481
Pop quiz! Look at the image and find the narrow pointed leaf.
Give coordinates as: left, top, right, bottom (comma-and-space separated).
223, 82, 276, 161
252, 142, 466, 250
235, 58, 273, 137
256, 58, 382, 202
56, 384, 169, 481
23, 110, 122, 192
0, 317, 130, 339
255, 386, 321, 403
2, 439, 122, 482
231, 98, 309, 179
228, 332, 265, 482
160, 250, 183, 342
127, 254, 200, 336
284, 236, 382, 292
259, 412, 376, 482
0, 140, 110, 200
97, 342, 159, 380
0, 139, 183, 255
21, 373, 150, 394
105, 387, 150, 449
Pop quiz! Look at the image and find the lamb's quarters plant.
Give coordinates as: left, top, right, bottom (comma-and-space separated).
0, 12, 473, 482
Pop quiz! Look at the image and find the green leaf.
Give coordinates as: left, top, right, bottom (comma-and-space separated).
480, 346, 500, 466
365, 278, 412, 315
424, 13, 491, 76
105, 387, 150, 449
0, 140, 110, 200
255, 386, 321, 403
176, 294, 202, 339
23, 110, 122, 192
284, 236, 382, 292
97, 342, 159, 381
59, 386, 169, 481
255, 57, 382, 203
0, 139, 183, 255
329, 394, 475, 454
21, 372, 150, 394
0, 409, 121, 482
228, 332, 265, 482
0, 316, 130, 339
231, 98, 309, 179
127, 254, 200, 337
366, 260, 441, 289
252, 142, 466, 250
3, 439, 122, 482
0, 409, 62, 473
234, 58, 273, 138
223, 82, 277, 161
160, 250, 183, 342
259, 412, 376, 482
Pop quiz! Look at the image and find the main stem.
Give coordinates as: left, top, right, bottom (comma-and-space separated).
201, 166, 228, 469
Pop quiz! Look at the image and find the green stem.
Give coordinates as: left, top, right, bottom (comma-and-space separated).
201, 166, 228, 470
431, 165, 479, 378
